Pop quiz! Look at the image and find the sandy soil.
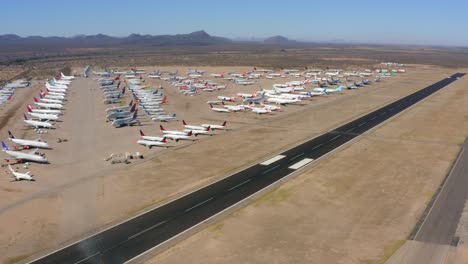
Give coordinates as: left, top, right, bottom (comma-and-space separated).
146, 70, 468, 264
0, 64, 456, 263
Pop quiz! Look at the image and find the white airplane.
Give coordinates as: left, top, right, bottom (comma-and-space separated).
27, 105, 61, 115
54, 79, 71, 85
34, 99, 63, 109
42, 89, 66, 97
46, 82, 68, 90
182, 120, 208, 131
217, 96, 235, 102
164, 131, 194, 142
251, 107, 271, 115
106, 104, 136, 120
139, 130, 166, 142
206, 100, 224, 105
37, 95, 63, 104
183, 126, 211, 136
210, 104, 231, 113
201, 121, 228, 130
8, 165, 34, 181
266, 97, 301, 105
43, 93, 65, 100
137, 138, 168, 149
159, 125, 189, 136
223, 103, 244, 112
312, 85, 343, 93
8, 131, 49, 149
2, 141, 48, 163
23, 114, 53, 129
261, 104, 281, 111
60, 72, 75, 80
106, 101, 133, 113
111, 110, 139, 128
28, 112, 59, 121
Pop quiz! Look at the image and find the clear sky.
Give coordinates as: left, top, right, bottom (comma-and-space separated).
2, 0, 468, 46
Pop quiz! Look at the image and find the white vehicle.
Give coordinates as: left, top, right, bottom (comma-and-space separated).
111, 110, 139, 128
266, 97, 301, 105
8, 165, 34, 181
23, 114, 53, 129
312, 85, 343, 93
27, 105, 61, 115
164, 131, 194, 142
210, 104, 231, 113
201, 121, 228, 130
137, 138, 168, 149
60, 72, 75, 80
182, 120, 208, 131
2, 141, 48, 163
159, 125, 189, 136
139, 130, 166, 142
8, 131, 49, 149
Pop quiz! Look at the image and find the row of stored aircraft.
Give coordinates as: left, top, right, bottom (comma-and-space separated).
2, 72, 75, 180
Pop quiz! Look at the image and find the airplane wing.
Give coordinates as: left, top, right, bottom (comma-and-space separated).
25, 171, 31, 175
28, 148, 39, 155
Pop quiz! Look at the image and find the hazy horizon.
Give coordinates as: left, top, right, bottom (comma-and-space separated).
2, 0, 468, 47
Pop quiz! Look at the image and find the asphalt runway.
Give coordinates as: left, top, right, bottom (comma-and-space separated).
30, 73, 465, 264
413, 138, 468, 245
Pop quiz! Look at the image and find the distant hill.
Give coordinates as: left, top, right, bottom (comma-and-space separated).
264, 35, 297, 44
0, 31, 231, 49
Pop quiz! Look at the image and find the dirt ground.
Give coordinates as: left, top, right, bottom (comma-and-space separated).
0, 64, 458, 263
146, 70, 468, 264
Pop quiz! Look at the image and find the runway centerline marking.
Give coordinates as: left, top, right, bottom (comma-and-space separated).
289, 152, 305, 161
289, 158, 314, 170
228, 178, 252, 191
127, 221, 167, 240
262, 165, 281, 175
185, 197, 214, 212
259, 155, 286, 165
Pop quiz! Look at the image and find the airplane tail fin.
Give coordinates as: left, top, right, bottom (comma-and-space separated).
33, 97, 38, 102
172, 113, 176, 118
130, 104, 136, 113
187, 131, 193, 136
2, 141, 9, 151
159, 125, 165, 131
206, 126, 211, 131
336, 86, 343, 92
122, 87, 126, 94
128, 100, 133, 106
133, 109, 138, 119
139, 130, 145, 136
23, 113, 28, 120
161, 96, 167, 104
8, 131, 14, 139
27, 105, 33, 112
39, 93, 43, 99
8, 164, 14, 173
222, 121, 227, 127
182, 120, 187, 125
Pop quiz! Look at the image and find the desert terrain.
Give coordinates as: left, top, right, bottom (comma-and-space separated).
0, 60, 463, 264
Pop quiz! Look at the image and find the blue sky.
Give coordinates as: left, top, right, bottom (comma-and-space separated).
2, 0, 468, 46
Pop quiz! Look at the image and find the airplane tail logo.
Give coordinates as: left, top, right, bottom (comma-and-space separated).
2, 141, 9, 151
33, 97, 38, 102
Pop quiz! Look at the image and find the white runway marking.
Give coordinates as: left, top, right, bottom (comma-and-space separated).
288, 158, 314, 170
260, 155, 286, 165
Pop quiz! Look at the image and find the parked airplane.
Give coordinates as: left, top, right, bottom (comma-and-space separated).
184, 126, 211, 136
201, 121, 228, 130
111, 110, 139, 128
38, 95, 63, 104
182, 120, 208, 131
163, 131, 194, 142
266, 97, 301, 105
8, 131, 49, 149
23, 114, 53, 129
159, 125, 189, 136
106, 100, 133, 113
210, 104, 231, 113
34, 98, 63, 109
312, 85, 343, 93
106, 104, 136, 120
151, 114, 177, 122
139, 130, 166, 142
60, 72, 75, 80
137, 138, 168, 149
28, 112, 59, 121
27, 105, 61, 115
2, 141, 48, 163
217, 96, 235, 102
251, 107, 272, 115
8, 165, 34, 181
